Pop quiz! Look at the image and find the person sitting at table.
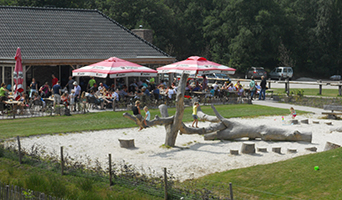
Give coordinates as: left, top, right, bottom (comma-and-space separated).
237, 85, 245, 96
166, 86, 175, 99
119, 86, 129, 98
142, 86, 151, 96
152, 87, 160, 100
185, 82, 192, 91
39, 82, 50, 98
61, 91, 69, 108
112, 89, 120, 102
0, 83, 9, 103
234, 80, 241, 89
90, 90, 105, 110
227, 83, 236, 92
18, 93, 29, 115
192, 81, 201, 91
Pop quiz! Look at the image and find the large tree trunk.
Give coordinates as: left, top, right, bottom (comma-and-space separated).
164, 73, 189, 146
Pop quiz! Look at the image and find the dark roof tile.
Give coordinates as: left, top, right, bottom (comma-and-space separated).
0, 6, 171, 60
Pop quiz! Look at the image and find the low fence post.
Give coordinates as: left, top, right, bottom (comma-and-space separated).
268, 78, 271, 89
113, 101, 115, 112
229, 182, 234, 200
318, 80, 322, 95
17, 136, 22, 164
164, 167, 168, 200
61, 146, 64, 176
6, 185, 9, 200
339, 82, 342, 96
109, 153, 113, 186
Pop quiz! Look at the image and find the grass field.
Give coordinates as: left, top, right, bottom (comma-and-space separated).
180, 147, 342, 200
270, 88, 342, 97
0, 104, 303, 140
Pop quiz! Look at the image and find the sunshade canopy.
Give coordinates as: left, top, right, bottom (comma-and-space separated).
157, 56, 235, 75
72, 57, 158, 78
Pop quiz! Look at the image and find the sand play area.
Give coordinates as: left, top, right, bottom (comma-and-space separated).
4, 114, 342, 181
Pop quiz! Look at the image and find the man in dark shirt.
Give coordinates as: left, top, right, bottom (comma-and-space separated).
52, 81, 61, 107
259, 76, 267, 100
65, 76, 75, 93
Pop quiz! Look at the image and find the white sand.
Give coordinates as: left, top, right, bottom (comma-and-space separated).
4, 114, 342, 181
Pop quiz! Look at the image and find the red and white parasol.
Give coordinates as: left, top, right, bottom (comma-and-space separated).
157, 56, 236, 75
13, 47, 24, 100
72, 57, 158, 78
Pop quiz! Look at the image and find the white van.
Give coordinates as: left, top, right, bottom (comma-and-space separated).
269, 67, 293, 80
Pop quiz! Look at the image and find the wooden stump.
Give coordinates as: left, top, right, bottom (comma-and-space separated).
325, 121, 332, 125
305, 147, 317, 152
230, 149, 239, 155
312, 120, 319, 124
118, 139, 135, 148
290, 119, 298, 124
257, 147, 267, 152
272, 146, 281, 153
300, 119, 309, 124
324, 142, 341, 151
287, 148, 297, 153
241, 142, 255, 154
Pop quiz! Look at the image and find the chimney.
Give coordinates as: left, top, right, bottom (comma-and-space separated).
131, 26, 153, 44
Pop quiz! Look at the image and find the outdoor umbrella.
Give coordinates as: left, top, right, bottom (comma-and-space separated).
72, 57, 158, 78
157, 56, 236, 75
13, 47, 24, 100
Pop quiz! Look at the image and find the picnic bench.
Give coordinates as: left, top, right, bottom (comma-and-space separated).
322, 105, 342, 119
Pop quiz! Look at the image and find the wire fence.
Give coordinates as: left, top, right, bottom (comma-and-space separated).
1, 140, 308, 200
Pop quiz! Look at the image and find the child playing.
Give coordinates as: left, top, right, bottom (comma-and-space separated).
290, 107, 296, 119
143, 106, 150, 125
192, 102, 199, 128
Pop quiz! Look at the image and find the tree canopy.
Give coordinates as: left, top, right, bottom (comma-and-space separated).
1, 0, 341, 77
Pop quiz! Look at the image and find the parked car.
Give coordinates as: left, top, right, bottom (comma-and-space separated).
330, 75, 341, 81
245, 67, 267, 79
206, 73, 231, 85
269, 66, 293, 80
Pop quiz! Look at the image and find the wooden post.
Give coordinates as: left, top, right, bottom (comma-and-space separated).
319, 80, 322, 95
229, 182, 234, 200
6, 185, 9, 200
164, 167, 168, 200
13, 105, 15, 119
60, 146, 64, 176
113, 100, 116, 112
109, 153, 113, 186
286, 78, 290, 96
339, 82, 342, 96
268, 78, 271, 89
17, 136, 22, 164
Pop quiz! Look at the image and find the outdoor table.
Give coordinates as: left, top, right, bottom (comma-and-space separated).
4, 100, 19, 118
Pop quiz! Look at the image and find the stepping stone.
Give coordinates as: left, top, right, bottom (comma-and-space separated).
312, 120, 320, 124
241, 142, 255, 154
290, 119, 299, 124
257, 147, 267, 152
287, 148, 297, 153
272, 146, 281, 154
325, 121, 332, 125
230, 149, 239, 155
300, 119, 309, 124
324, 141, 341, 151
118, 138, 135, 148
305, 147, 317, 152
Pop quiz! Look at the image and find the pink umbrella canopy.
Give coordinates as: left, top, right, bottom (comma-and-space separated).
72, 57, 158, 78
157, 56, 236, 75
13, 47, 24, 100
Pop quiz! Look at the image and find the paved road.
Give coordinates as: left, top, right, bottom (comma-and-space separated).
252, 99, 324, 115
233, 79, 341, 89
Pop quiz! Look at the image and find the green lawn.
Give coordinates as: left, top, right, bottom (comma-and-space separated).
181, 147, 342, 200
0, 104, 302, 140
270, 88, 342, 97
